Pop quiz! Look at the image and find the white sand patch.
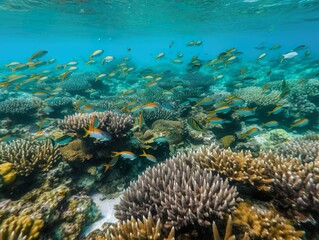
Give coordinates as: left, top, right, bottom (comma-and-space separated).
83, 192, 122, 236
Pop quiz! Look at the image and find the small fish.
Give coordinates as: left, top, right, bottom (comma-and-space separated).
257, 53, 266, 61
281, 51, 298, 63
186, 41, 195, 46
51, 135, 73, 146
243, 76, 257, 81
214, 74, 224, 80
155, 52, 165, 60
269, 44, 281, 50
102, 56, 115, 64
138, 111, 144, 128
290, 118, 309, 128
0, 134, 12, 143
234, 107, 256, 117
29, 50, 48, 61
194, 97, 214, 107
241, 127, 260, 139
172, 59, 183, 64
208, 117, 231, 125
90, 49, 104, 58
140, 150, 157, 163
112, 151, 137, 160
153, 137, 168, 143
33, 91, 49, 99
263, 120, 279, 128
95, 73, 107, 81
293, 45, 306, 52
195, 40, 202, 46
84, 116, 112, 142
60, 71, 71, 81
142, 102, 159, 111
146, 81, 157, 87
5, 62, 20, 68
267, 106, 284, 116
12, 64, 29, 72
211, 106, 232, 114
86, 59, 96, 65
187, 118, 205, 131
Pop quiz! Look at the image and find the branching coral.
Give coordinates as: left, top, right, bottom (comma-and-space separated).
234, 87, 283, 107
59, 111, 133, 138
260, 151, 319, 213
193, 144, 274, 192
115, 152, 240, 229
276, 135, 319, 163
0, 139, 61, 177
0, 213, 44, 240
143, 107, 177, 124
233, 202, 304, 240
0, 98, 39, 115
89, 212, 175, 240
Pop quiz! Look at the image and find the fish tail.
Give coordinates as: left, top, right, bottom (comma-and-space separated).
112, 152, 120, 157
140, 150, 147, 157
83, 127, 89, 138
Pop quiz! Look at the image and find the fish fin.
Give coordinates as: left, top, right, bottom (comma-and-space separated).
83, 127, 89, 138
112, 152, 120, 157
140, 150, 147, 157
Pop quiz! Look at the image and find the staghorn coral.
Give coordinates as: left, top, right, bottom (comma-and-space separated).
0, 139, 61, 177
276, 135, 319, 163
260, 151, 319, 213
115, 151, 240, 230
0, 213, 44, 240
193, 144, 274, 192
59, 111, 133, 139
233, 202, 304, 240
86, 212, 175, 240
234, 87, 283, 107
0, 98, 39, 116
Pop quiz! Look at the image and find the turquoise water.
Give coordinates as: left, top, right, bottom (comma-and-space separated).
0, 1, 319, 240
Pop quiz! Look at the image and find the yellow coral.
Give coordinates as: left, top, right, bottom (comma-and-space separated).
0, 213, 44, 240
233, 202, 304, 240
103, 212, 175, 240
194, 145, 273, 191
0, 162, 17, 184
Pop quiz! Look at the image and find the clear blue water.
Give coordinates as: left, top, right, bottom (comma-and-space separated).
1, 1, 319, 239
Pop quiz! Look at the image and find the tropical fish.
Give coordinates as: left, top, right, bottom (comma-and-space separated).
102, 56, 115, 64
155, 52, 165, 60
153, 137, 169, 143
186, 41, 195, 46
234, 107, 256, 117
84, 116, 112, 142
208, 117, 231, 125
51, 135, 73, 146
263, 120, 279, 128
86, 59, 96, 65
241, 127, 260, 139
290, 118, 309, 128
29, 50, 48, 61
269, 44, 281, 50
194, 97, 214, 107
90, 49, 104, 58
293, 45, 306, 52
140, 150, 157, 163
267, 106, 284, 116
5, 62, 20, 68
142, 102, 159, 111
95, 73, 107, 81
257, 53, 266, 61
187, 118, 205, 131
12, 63, 29, 72
112, 151, 137, 160
214, 74, 224, 80
281, 51, 298, 62
211, 106, 232, 114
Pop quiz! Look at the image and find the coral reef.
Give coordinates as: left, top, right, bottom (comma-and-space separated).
276, 134, 319, 163
59, 139, 94, 163
233, 202, 304, 240
193, 144, 274, 192
61, 72, 94, 94
86, 212, 175, 240
0, 213, 44, 240
115, 151, 240, 230
0, 98, 39, 116
0, 139, 61, 178
45, 96, 73, 108
152, 120, 185, 144
59, 111, 133, 139
143, 107, 177, 125
234, 87, 283, 107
